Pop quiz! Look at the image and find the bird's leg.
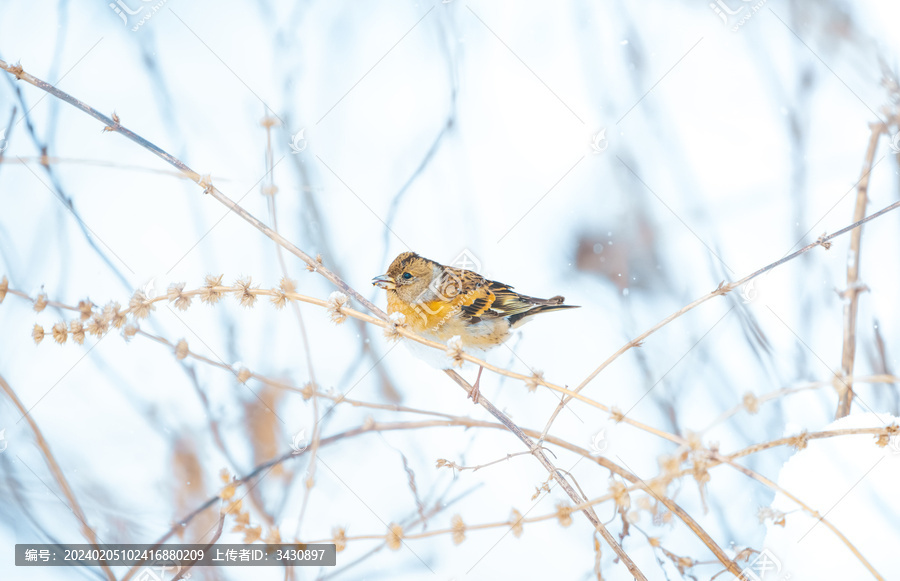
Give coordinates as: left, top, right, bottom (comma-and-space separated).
469, 365, 484, 403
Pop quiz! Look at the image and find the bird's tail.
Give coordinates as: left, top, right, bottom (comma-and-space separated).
508, 297, 580, 326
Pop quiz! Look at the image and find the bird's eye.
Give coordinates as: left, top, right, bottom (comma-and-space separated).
402, 272, 412, 280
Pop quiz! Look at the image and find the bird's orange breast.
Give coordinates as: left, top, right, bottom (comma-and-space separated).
386, 291, 513, 350
386, 293, 455, 333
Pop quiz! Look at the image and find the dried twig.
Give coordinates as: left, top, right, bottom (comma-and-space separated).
171, 514, 225, 581
715, 454, 884, 580
541, 196, 900, 439
0, 374, 117, 581
836, 122, 886, 418
437, 449, 536, 472
443, 369, 649, 580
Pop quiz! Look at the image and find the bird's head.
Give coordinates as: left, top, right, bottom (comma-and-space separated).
372, 252, 438, 303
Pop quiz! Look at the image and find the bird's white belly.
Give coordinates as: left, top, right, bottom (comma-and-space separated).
400, 321, 506, 371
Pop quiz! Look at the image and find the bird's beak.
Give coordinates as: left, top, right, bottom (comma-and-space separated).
372, 274, 396, 290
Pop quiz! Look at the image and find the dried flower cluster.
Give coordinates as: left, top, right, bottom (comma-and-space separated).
52, 321, 68, 344
78, 299, 94, 320
451, 515, 466, 545
789, 430, 810, 450
219, 470, 267, 544
201, 274, 226, 304
270, 277, 295, 309
332, 527, 347, 552
234, 277, 259, 308
555, 502, 574, 527
175, 339, 189, 360
129, 289, 155, 320
168, 283, 192, 311
525, 370, 544, 393
305, 253, 323, 272
509, 509, 524, 538
742, 392, 760, 414
300, 381, 316, 401
386, 524, 404, 550
384, 311, 406, 341
32, 324, 44, 344
445, 335, 464, 367
610, 479, 631, 511
327, 291, 350, 324
70, 320, 85, 345
198, 174, 214, 195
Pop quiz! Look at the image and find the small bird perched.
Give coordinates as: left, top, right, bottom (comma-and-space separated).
372, 251, 579, 402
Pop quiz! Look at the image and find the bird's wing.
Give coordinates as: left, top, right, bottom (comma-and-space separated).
441, 267, 563, 323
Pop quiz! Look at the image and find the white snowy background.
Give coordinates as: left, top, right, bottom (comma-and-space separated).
1, 0, 900, 580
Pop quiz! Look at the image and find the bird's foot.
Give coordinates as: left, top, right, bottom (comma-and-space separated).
468, 383, 480, 403
468, 366, 484, 404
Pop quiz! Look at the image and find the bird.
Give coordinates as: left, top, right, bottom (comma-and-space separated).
372, 251, 579, 402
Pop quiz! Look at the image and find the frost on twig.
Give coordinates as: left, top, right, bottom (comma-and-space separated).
327, 291, 349, 324
445, 335, 464, 367
384, 311, 406, 341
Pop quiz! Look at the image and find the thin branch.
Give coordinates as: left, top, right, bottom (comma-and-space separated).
726, 426, 899, 459
714, 453, 884, 580
260, 115, 323, 538
437, 450, 537, 472
2, 154, 227, 179
837, 122, 886, 417
541, 196, 900, 439
700, 375, 900, 434
442, 369, 648, 580
0, 374, 117, 581
170, 513, 225, 581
